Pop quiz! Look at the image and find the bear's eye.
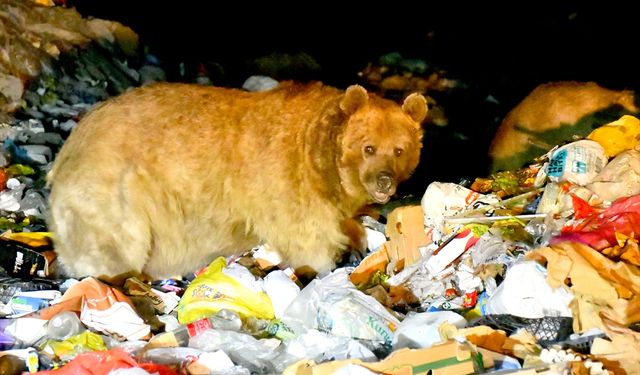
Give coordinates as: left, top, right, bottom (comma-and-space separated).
364, 145, 376, 155
394, 148, 404, 157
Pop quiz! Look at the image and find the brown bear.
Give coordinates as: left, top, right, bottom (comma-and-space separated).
46, 81, 427, 280
488, 81, 638, 172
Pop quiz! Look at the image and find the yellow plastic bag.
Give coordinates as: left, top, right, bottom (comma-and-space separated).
47, 331, 107, 362
3, 231, 54, 248
588, 115, 640, 158
177, 257, 275, 324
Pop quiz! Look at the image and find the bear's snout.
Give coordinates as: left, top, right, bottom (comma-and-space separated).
376, 172, 394, 193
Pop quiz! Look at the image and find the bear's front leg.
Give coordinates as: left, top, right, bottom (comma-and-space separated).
340, 217, 368, 261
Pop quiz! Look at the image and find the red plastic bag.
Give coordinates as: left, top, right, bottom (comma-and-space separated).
34, 348, 180, 375
552, 194, 640, 250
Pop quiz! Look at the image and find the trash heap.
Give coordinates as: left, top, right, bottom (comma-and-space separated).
3, 112, 640, 375
2, 2, 640, 375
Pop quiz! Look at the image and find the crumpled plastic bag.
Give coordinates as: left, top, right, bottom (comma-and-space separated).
483, 260, 573, 319
272, 329, 377, 373
176, 257, 275, 324
392, 311, 466, 349
587, 115, 640, 158
46, 331, 106, 362
188, 329, 278, 374
421, 182, 499, 242
281, 267, 400, 346
586, 149, 640, 202
33, 348, 179, 375
536, 181, 599, 217
551, 193, 640, 250
546, 140, 607, 186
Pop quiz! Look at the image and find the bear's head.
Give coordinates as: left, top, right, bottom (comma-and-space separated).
338, 85, 427, 204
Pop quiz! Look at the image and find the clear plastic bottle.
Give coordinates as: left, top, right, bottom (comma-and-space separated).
46, 311, 85, 341
147, 309, 243, 348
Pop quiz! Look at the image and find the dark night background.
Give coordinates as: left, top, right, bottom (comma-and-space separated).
67, 1, 640, 196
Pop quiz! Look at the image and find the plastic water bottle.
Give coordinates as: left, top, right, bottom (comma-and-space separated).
46, 311, 85, 341
147, 309, 243, 348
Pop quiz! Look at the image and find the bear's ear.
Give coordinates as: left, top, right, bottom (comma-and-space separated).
340, 85, 369, 114
402, 93, 428, 124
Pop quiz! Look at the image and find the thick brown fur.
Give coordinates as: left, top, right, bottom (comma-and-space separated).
489, 81, 638, 171
46, 81, 427, 279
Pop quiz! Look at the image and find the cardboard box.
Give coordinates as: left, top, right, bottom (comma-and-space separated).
287, 340, 482, 375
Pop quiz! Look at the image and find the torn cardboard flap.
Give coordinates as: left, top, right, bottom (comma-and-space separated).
554, 242, 619, 303
569, 295, 607, 334
527, 243, 618, 303
439, 322, 539, 360
285, 340, 481, 375
350, 244, 392, 286
526, 246, 570, 289
350, 205, 432, 286
571, 239, 640, 296
590, 315, 640, 375
385, 205, 432, 268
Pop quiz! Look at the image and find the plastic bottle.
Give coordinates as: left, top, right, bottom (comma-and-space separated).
46, 311, 85, 341
147, 309, 243, 348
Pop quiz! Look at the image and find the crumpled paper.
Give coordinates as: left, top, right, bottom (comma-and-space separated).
590, 315, 640, 375
587, 148, 640, 204
527, 242, 640, 333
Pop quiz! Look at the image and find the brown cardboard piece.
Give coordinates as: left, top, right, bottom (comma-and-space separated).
285, 340, 480, 375
350, 205, 431, 286
439, 323, 539, 360
385, 205, 432, 268
350, 243, 392, 286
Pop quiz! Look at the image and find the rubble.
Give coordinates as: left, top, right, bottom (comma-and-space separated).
0, 0, 138, 112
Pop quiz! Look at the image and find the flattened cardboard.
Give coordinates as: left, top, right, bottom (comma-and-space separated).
385, 205, 432, 268
350, 205, 431, 286
287, 340, 481, 375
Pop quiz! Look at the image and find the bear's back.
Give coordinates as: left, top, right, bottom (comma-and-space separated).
489, 81, 638, 172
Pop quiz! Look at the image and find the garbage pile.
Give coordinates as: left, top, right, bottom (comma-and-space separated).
6, 113, 640, 374
3, 116, 640, 374
3, 2, 640, 375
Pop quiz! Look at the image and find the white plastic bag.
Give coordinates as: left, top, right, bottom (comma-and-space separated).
484, 261, 573, 318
